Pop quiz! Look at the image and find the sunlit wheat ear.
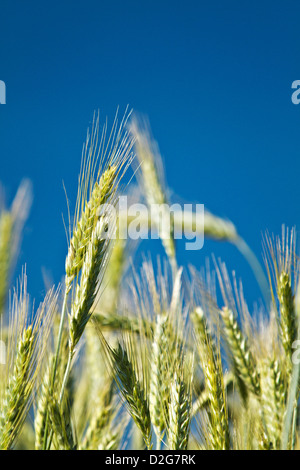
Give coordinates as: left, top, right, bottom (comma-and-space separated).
100, 332, 152, 449
34, 355, 55, 450
65, 166, 116, 293
220, 307, 260, 402
130, 117, 177, 272
0, 277, 57, 450
259, 358, 286, 450
65, 109, 134, 292
263, 227, 298, 362
125, 261, 184, 446
149, 312, 170, 442
68, 218, 112, 354
192, 307, 230, 450
149, 310, 183, 448
168, 359, 192, 451
0, 325, 35, 450
278, 271, 297, 361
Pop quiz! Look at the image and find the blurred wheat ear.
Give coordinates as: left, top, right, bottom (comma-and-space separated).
0, 180, 32, 316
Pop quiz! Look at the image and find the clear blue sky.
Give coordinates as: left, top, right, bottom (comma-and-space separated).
0, 0, 300, 306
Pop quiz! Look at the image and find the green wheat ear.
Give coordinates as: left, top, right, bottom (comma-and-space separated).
34, 355, 55, 450
220, 307, 261, 402
0, 326, 35, 449
65, 110, 134, 293
108, 341, 152, 449
192, 307, 230, 450
259, 358, 286, 450
68, 218, 109, 354
278, 271, 297, 361
263, 228, 298, 364
65, 165, 117, 292
0, 277, 56, 450
168, 376, 189, 450
149, 312, 170, 442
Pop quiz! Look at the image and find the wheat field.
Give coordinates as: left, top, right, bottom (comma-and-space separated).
0, 110, 299, 451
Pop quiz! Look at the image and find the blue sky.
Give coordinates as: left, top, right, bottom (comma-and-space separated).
0, 0, 300, 307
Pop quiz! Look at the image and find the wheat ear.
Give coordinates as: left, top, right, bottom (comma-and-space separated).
0, 279, 55, 450
259, 358, 286, 449
149, 313, 170, 445
65, 166, 116, 293
263, 228, 298, 363
68, 218, 109, 354
220, 307, 260, 402
278, 271, 297, 361
111, 342, 152, 449
168, 371, 192, 450
192, 307, 230, 450
34, 355, 55, 450
0, 326, 35, 449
